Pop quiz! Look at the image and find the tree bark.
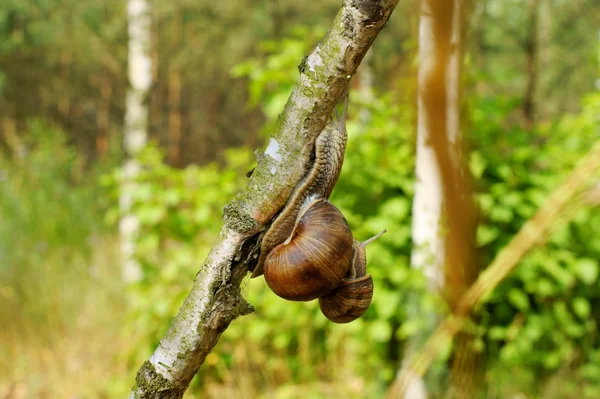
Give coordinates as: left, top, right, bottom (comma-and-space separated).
167, 8, 183, 167
120, 0, 152, 282
130, 1, 400, 397
96, 74, 112, 158
399, 0, 478, 397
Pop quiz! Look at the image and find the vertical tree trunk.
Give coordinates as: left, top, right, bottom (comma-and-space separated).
96, 74, 113, 158
167, 69, 182, 166
149, 2, 162, 144
120, 0, 152, 282
523, 0, 539, 129
401, 3, 449, 397
167, 9, 183, 166
446, 3, 480, 396
400, 0, 478, 397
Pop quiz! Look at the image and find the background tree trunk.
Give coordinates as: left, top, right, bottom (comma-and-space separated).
120, 0, 152, 282
400, 0, 479, 397
167, 8, 183, 167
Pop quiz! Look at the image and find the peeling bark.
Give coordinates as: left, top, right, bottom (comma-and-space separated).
130, 1, 399, 397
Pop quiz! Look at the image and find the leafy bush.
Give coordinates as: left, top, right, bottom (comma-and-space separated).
113, 26, 599, 399
473, 93, 600, 397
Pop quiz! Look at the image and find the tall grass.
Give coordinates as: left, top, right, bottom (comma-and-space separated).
0, 122, 131, 397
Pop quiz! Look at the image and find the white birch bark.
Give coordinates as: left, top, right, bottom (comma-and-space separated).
120, 0, 152, 282
401, 0, 463, 397
411, 3, 445, 290
401, 6, 443, 398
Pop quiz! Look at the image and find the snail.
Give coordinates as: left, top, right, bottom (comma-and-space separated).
319, 230, 385, 323
251, 95, 385, 323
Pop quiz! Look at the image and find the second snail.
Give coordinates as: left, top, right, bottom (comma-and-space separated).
251, 95, 385, 324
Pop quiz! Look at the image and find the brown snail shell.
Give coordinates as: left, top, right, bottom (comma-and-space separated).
318, 274, 374, 323
318, 229, 385, 323
263, 198, 354, 301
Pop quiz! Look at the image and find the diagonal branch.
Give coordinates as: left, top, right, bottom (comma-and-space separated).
131, 1, 400, 397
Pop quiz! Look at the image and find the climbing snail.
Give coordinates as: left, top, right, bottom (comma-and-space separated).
251, 95, 385, 323
318, 229, 385, 323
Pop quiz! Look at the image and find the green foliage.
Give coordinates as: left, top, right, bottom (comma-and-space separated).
102, 144, 254, 365
232, 25, 326, 135
0, 120, 108, 288
102, 26, 600, 397
471, 92, 600, 395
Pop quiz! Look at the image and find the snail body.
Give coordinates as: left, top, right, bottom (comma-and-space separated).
252, 95, 384, 323
318, 230, 384, 323
319, 275, 374, 324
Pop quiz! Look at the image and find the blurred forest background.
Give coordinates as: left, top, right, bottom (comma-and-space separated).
1, 0, 599, 398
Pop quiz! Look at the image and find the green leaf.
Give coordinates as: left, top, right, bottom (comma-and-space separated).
542, 351, 562, 370
572, 297, 591, 319
490, 205, 513, 223
535, 278, 556, 297
477, 224, 500, 246
477, 193, 495, 213
380, 197, 411, 221
469, 151, 487, 179
374, 291, 400, 320
369, 320, 392, 343
508, 288, 530, 311
580, 364, 600, 381
574, 258, 599, 285
488, 326, 507, 340
137, 206, 166, 225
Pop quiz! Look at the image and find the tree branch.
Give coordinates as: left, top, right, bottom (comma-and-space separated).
130, 1, 400, 397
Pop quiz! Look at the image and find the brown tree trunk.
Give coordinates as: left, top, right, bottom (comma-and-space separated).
96, 74, 113, 158
167, 9, 183, 166
167, 69, 182, 166
395, 0, 479, 397
149, 2, 162, 144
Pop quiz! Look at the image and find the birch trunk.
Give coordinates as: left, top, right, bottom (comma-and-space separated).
120, 0, 152, 282
399, 3, 448, 398
398, 0, 478, 397
130, 1, 400, 397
